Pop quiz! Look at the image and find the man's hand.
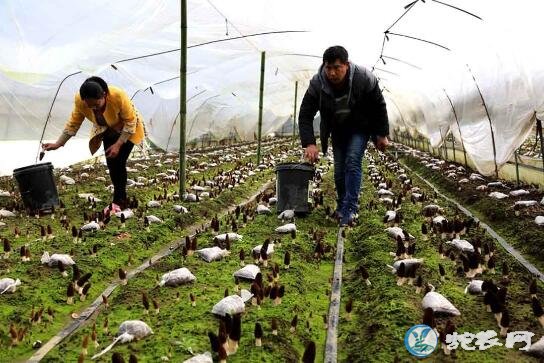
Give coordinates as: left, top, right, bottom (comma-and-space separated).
105, 141, 122, 158
375, 136, 389, 152
42, 142, 62, 151
304, 144, 319, 163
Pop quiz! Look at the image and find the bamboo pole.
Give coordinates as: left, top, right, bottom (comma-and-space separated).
292, 81, 298, 147
439, 127, 448, 160
514, 150, 520, 187
537, 118, 544, 175
179, 0, 187, 196
256, 51, 265, 164
452, 136, 456, 163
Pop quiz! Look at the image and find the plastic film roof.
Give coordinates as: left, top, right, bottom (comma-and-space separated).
0, 0, 543, 176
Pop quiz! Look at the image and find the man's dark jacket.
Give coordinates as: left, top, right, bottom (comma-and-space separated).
298, 62, 389, 153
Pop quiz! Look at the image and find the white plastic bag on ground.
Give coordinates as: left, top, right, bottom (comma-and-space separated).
115, 209, 134, 219
469, 173, 485, 181
536, 216, 544, 226
174, 205, 189, 213
183, 352, 213, 363
159, 268, 196, 287
422, 291, 461, 316
0, 209, 16, 218
385, 227, 414, 241
146, 215, 162, 224
60, 175, 75, 185
445, 239, 474, 252
211, 294, 246, 316
377, 189, 394, 196
233, 264, 260, 280
78, 193, 96, 199
384, 210, 396, 222
253, 243, 275, 256
275, 223, 296, 233
432, 216, 447, 225
197, 247, 230, 262
0, 278, 21, 294
81, 221, 100, 231
514, 200, 538, 208
510, 189, 530, 197
278, 210, 295, 220
256, 204, 271, 214
91, 320, 153, 359
489, 192, 508, 199
41, 252, 75, 266
389, 258, 423, 273
464, 280, 484, 295
215, 233, 243, 242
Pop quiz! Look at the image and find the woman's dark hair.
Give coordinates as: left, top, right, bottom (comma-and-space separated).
80, 76, 109, 100
323, 46, 349, 64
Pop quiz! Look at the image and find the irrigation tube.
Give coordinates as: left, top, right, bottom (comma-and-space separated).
398, 159, 544, 283
29, 180, 275, 362
324, 227, 346, 363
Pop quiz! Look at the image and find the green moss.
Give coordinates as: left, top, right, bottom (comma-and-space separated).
0, 139, 302, 362
338, 153, 539, 363
44, 178, 338, 362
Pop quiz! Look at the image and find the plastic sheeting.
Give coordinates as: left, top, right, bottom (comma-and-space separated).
0, 0, 543, 176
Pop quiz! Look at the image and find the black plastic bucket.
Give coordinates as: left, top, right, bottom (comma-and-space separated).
13, 162, 59, 214
275, 162, 315, 213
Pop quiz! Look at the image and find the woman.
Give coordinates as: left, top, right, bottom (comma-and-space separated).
43, 76, 145, 210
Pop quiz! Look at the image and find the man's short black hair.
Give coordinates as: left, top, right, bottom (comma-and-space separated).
323, 46, 349, 64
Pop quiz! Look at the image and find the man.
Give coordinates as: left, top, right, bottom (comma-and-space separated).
298, 46, 389, 226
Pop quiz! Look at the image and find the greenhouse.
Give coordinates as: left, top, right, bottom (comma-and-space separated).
0, 0, 544, 362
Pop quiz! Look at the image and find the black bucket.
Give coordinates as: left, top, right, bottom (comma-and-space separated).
13, 162, 59, 214
275, 162, 315, 213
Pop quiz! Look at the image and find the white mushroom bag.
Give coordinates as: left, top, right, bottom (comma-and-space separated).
385, 227, 415, 241
215, 233, 243, 242
233, 264, 260, 280
40, 252, 75, 266
211, 290, 252, 316
182, 352, 213, 363
0, 278, 21, 294
275, 223, 296, 233
197, 247, 230, 262
252, 243, 274, 256
159, 268, 196, 287
422, 291, 461, 316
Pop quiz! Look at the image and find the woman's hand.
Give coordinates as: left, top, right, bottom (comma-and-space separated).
304, 144, 319, 163
105, 141, 122, 158
375, 136, 389, 152
42, 142, 62, 151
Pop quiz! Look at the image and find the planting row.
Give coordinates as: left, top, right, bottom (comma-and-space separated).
43, 160, 338, 362
396, 144, 544, 274
0, 138, 297, 361
337, 149, 544, 362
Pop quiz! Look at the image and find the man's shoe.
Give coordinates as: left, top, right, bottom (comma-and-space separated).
340, 213, 357, 227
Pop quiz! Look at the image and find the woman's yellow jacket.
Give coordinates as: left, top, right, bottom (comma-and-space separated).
63, 85, 145, 154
